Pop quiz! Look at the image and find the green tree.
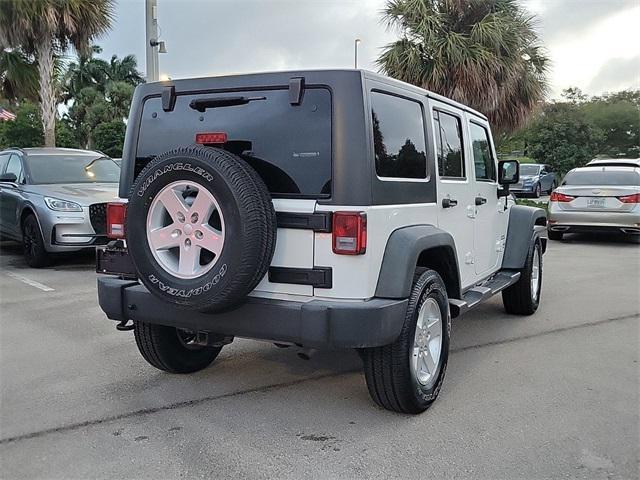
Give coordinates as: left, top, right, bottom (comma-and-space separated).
0, 0, 114, 146
582, 93, 640, 158
55, 119, 79, 148
378, 0, 548, 132
65, 81, 134, 148
560, 87, 589, 104
93, 120, 125, 157
61, 45, 109, 103
526, 103, 604, 173
105, 81, 135, 120
0, 101, 43, 148
0, 46, 39, 106
106, 54, 143, 85
62, 48, 143, 105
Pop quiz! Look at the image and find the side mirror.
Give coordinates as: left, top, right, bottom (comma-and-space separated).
498, 160, 519, 185
498, 160, 519, 198
0, 173, 17, 183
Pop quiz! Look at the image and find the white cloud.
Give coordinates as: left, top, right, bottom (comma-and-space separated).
99, 0, 639, 99
545, 5, 640, 97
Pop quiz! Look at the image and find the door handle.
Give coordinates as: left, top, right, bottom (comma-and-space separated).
442, 198, 458, 208
475, 196, 487, 206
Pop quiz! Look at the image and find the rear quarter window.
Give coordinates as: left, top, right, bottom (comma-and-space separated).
370, 91, 427, 179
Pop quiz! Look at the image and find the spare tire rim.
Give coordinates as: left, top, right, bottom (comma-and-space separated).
146, 180, 225, 279
411, 297, 443, 388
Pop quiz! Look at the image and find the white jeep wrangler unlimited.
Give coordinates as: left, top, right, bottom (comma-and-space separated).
97, 70, 546, 414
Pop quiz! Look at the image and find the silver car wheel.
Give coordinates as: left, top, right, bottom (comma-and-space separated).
411, 297, 443, 388
531, 246, 541, 300
146, 180, 225, 279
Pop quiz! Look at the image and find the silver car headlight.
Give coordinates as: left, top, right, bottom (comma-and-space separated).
44, 197, 84, 212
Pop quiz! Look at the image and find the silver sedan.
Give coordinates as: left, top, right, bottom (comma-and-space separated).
548, 165, 640, 241
0, 147, 120, 266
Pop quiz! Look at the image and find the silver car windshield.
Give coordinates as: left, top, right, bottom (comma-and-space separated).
519, 165, 540, 175
562, 170, 640, 186
26, 154, 120, 184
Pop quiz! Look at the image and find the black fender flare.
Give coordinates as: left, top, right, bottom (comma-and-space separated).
375, 225, 461, 300
502, 205, 547, 270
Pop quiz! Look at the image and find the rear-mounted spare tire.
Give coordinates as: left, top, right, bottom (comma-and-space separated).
126, 146, 276, 312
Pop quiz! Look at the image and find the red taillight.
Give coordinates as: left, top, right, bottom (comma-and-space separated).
106, 202, 127, 239
195, 132, 227, 145
332, 212, 366, 255
550, 191, 575, 202
618, 193, 640, 203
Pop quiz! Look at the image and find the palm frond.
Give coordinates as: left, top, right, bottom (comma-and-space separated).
378, 0, 549, 132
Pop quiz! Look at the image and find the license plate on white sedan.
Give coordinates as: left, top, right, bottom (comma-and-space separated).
587, 197, 606, 208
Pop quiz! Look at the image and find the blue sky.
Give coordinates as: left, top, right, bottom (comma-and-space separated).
97, 0, 640, 98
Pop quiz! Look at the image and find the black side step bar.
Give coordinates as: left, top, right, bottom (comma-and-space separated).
449, 270, 521, 318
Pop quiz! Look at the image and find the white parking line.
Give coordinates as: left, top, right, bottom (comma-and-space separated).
5, 272, 55, 292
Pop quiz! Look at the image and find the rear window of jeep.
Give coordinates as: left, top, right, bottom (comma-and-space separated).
137, 88, 332, 198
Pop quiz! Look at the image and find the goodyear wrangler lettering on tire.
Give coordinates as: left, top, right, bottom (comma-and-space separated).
126, 146, 276, 312
137, 162, 215, 196
148, 263, 227, 298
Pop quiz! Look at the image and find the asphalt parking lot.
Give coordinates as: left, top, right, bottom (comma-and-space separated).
0, 235, 638, 479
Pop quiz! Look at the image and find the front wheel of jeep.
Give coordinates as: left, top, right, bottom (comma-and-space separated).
133, 321, 222, 373
502, 237, 543, 315
362, 269, 451, 414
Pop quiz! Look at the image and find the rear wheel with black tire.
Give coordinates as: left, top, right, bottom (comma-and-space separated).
502, 237, 543, 315
133, 321, 222, 373
362, 269, 451, 414
22, 214, 49, 268
547, 181, 557, 194
126, 146, 276, 312
547, 229, 563, 241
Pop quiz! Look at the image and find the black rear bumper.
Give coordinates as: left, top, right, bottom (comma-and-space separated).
97, 277, 408, 349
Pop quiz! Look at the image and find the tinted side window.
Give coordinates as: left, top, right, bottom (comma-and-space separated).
371, 92, 427, 179
5, 154, 23, 182
470, 122, 496, 181
434, 111, 464, 178
0, 153, 10, 173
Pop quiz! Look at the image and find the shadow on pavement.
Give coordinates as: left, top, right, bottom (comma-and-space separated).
553, 232, 640, 245
0, 240, 95, 270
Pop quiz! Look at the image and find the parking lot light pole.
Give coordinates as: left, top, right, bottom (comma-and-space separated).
354, 38, 361, 69
145, 0, 159, 82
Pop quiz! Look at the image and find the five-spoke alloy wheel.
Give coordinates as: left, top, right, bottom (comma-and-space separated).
363, 269, 451, 414
147, 180, 225, 279
126, 146, 276, 311
411, 297, 443, 389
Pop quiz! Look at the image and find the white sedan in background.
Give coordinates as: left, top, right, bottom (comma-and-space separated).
548, 165, 640, 241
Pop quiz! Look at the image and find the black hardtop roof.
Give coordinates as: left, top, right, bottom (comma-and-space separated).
142, 69, 487, 121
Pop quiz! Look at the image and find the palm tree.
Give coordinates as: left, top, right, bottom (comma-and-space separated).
378, 0, 549, 132
0, 1, 114, 146
106, 54, 143, 85
61, 45, 109, 103
0, 46, 39, 106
